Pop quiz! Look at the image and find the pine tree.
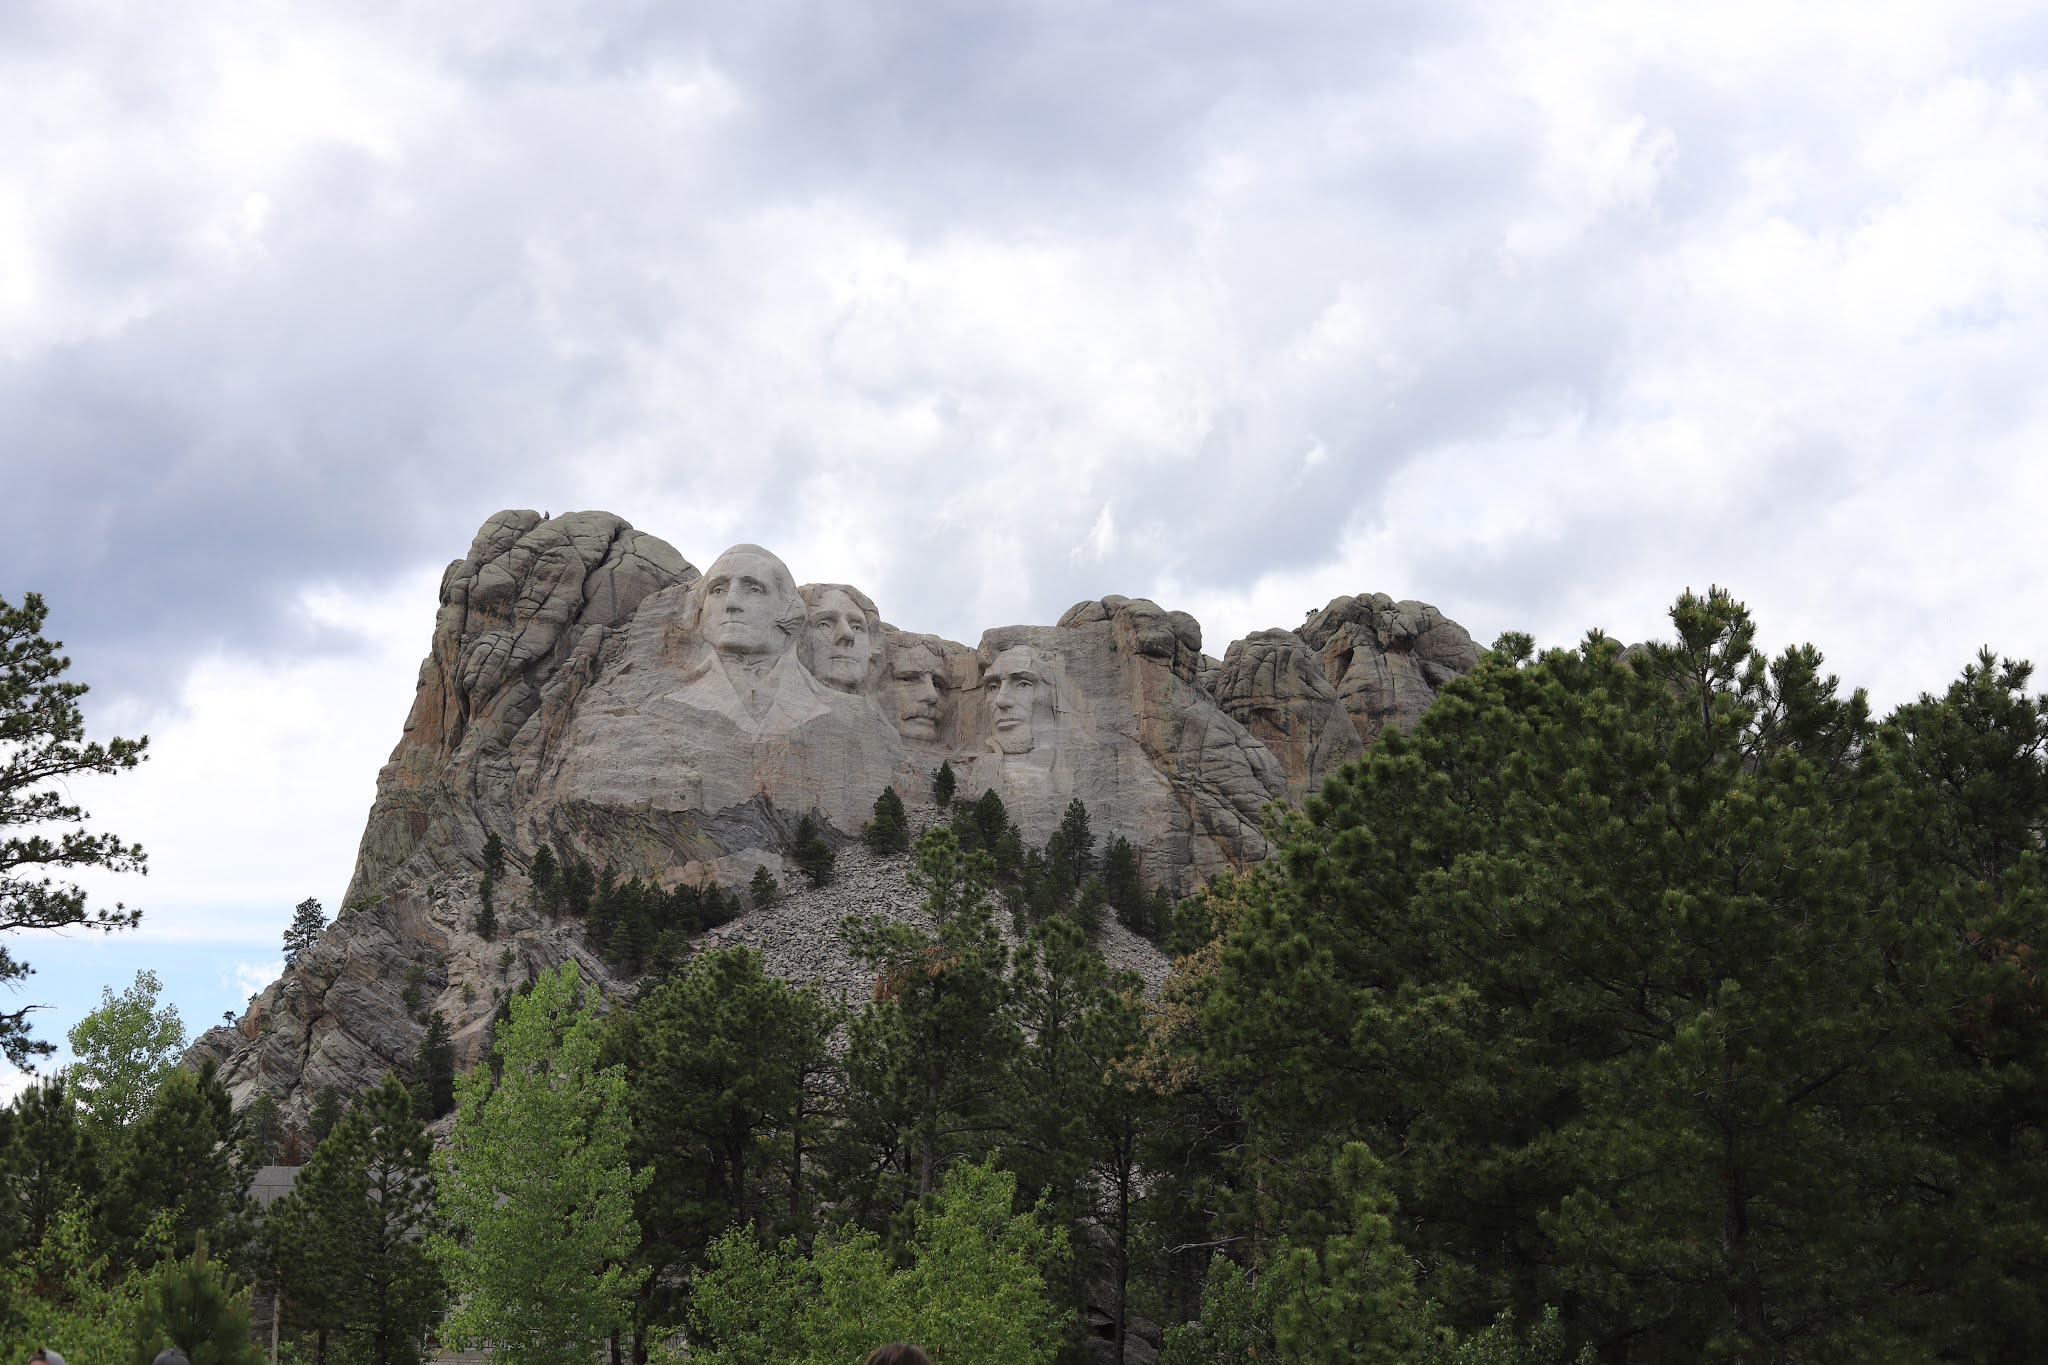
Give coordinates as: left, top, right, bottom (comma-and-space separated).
129, 1231, 265, 1365
0, 1076, 99, 1260
529, 843, 559, 918
0, 591, 149, 1068
839, 827, 1019, 1204
863, 785, 910, 855
1203, 590, 2005, 1357
793, 816, 836, 887
432, 962, 648, 1365
1052, 799, 1094, 886
617, 947, 835, 1352
103, 1063, 249, 1269
749, 864, 779, 908
282, 897, 327, 967
1102, 837, 1145, 932
267, 1075, 445, 1365
236, 1094, 284, 1169
308, 1086, 344, 1147
415, 1012, 456, 1120
932, 759, 957, 809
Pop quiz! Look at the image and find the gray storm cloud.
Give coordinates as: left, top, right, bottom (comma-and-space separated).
3, 0, 2046, 718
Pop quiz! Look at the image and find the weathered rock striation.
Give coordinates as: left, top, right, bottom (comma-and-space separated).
192, 511, 1480, 1119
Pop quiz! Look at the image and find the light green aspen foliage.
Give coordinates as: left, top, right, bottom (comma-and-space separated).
66, 968, 185, 1142
432, 961, 648, 1365
687, 1161, 1066, 1365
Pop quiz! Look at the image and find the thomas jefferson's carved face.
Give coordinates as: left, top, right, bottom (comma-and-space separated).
702, 547, 798, 659
806, 588, 874, 692
890, 644, 947, 740
988, 645, 1054, 755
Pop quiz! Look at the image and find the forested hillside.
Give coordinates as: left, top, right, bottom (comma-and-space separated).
6, 587, 2045, 1363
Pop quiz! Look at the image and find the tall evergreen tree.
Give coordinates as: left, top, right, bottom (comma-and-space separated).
529, 843, 559, 919
415, 1011, 456, 1120
268, 1075, 445, 1365
864, 785, 911, 854
749, 864, 780, 908
432, 961, 647, 1365
616, 946, 835, 1350
793, 815, 836, 887
0, 591, 149, 1068
1202, 590, 2022, 1358
104, 1063, 251, 1270
932, 759, 957, 809
282, 897, 326, 967
0, 1076, 99, 1261
839, 827, 1018, 1210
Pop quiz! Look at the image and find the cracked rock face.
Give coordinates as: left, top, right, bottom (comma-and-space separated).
193, 511, 1478, 1120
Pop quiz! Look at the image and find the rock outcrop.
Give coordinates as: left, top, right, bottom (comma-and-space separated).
192, 511, 1480, 1119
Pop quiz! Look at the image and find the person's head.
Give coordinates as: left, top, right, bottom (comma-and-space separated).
798, 583, 881, 693
31, 1349, 67, 1365
699, 545, 804, 659
151, 1350, 188, 1365
985, 643, 1057, 754
888, 639, 949, 740
861, 1347, 932, 1365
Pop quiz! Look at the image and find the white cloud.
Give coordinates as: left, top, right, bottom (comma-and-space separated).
9, 0, 2048, 1034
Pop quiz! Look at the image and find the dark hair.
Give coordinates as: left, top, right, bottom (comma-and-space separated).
153, 1351, 192, 1365
862, 1347, 933, 1365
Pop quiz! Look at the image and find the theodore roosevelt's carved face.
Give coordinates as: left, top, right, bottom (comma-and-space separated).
890, 643, 947, 740
702, 546, 800, 659
805, 588, 874, 692
988, 645, 1055, 755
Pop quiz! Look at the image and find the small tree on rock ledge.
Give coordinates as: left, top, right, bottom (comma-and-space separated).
793, 817, 835, 888
863, 786, 910, 855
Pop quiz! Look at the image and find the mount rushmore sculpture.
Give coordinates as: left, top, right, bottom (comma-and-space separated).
194, 508, 1482, 1116
344, 509, 1482, 909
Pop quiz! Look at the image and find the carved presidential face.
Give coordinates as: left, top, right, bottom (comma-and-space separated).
988, 645, 1055, 755
889, 643, 948, 740
805, 588, 875, 692
702, 546, 800, 659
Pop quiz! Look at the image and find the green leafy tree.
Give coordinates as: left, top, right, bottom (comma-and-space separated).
838, 827, 1018, 1208
281, 896, 326, 967
67, 968, 186, 1143
863, 785, 910, 855
415, 1011, 456, 1120
0, 1204, 153, 1364
0, 591, 148, 1066
129, 1232, 265, 1365
932, 759, 957, 809
793, 816, 836, 887
688, 1161, 1067, 1365
749, 864, 779, 909
432, 960, 648, 1365
267, 1074, 445, 1365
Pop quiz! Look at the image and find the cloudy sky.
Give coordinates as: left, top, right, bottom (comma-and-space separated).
5, 0, 2047, 1076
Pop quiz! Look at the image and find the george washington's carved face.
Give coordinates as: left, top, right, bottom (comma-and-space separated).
987, 645, 1054, 754
702, 546, 801, 659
